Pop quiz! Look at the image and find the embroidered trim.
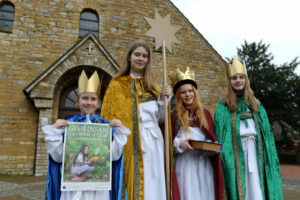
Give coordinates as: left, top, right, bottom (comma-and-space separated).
240, 112, 252, 118
131, 80, 142, 199
254, 113, 265, 196
135, 79, 156, 103
231, 111, 244, 200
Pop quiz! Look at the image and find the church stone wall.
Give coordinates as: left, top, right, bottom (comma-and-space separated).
0, 0, 227, 175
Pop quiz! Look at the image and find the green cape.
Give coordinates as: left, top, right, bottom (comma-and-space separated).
213, 98, 282, 200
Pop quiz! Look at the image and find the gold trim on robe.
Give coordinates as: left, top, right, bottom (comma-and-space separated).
101, 75, 173, 200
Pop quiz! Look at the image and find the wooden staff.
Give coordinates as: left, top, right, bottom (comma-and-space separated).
163, 40, 171, 200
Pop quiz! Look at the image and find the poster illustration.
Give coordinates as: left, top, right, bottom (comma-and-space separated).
61, 122, 111, 191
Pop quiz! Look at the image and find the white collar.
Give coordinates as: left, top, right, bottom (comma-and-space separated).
130, 73, 144, 79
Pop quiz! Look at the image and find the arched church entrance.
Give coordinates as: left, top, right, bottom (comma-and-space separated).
23, 34, 121, 175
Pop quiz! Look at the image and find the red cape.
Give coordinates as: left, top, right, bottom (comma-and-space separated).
171, 109, 224, 200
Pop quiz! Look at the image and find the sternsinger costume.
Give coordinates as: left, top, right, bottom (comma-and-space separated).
170, 68, 223, 200
101, 74, 179, 200
214, 59, 283, 200
43, 71, 130, 200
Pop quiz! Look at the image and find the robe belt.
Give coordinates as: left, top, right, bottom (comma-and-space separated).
240, 112, 252, 128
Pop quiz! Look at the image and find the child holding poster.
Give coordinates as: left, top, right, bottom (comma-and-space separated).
42, 70, 130, 200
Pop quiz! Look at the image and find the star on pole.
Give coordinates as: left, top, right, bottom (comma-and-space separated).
144, 9, 180, 53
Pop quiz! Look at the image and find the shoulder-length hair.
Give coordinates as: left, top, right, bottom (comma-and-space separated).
175, 85, 208, 132
116, 40, 159, 93
224, 75, 259, 112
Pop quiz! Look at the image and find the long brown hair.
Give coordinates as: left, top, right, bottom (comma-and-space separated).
224, 74, 259, 112
175, 85, 208, 132
117, 40, 159, 93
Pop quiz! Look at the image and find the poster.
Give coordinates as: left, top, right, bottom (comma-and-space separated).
61, 122, 111, 191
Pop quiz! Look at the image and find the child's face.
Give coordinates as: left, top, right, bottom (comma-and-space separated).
129, 46, 148, 74
76, 92, 100, 116
84, 146, 89, 155
178, 84, 195, 106
230, 73, 246, 92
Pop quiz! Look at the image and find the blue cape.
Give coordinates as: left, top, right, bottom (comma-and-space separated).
45, 115, 125, 200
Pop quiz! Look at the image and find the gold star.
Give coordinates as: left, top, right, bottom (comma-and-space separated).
144, 9, 180, 52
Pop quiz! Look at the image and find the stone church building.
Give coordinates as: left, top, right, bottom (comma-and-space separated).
0, 0, 227, 176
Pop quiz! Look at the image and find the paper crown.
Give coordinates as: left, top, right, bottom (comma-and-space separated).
169, 67, 197, 94
78, 70, 101, 96
226, 58, 247, 78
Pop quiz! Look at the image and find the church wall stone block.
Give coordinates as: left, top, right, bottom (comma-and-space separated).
0, 0, 227, 175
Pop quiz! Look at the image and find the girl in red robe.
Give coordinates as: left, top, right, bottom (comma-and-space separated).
170, 68, 223, 200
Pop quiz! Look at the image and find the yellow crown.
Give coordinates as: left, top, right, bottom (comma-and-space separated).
226, 58, 246, 78
169, 67, 197, 94
78, 70, 101, 96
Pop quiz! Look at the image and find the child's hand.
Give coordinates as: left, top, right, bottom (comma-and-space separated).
160, 85, 172, 98
179, 138, 194, 151
52, 119, 68, 129
110, 119, 122, 128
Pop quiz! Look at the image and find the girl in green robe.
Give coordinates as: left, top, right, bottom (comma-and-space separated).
213, 58, 283, 200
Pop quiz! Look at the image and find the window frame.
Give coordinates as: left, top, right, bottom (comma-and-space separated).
0, 1, 15, 33
79, 9, 99, 39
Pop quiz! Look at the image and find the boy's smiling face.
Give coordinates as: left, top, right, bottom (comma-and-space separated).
76, 92, 100, 116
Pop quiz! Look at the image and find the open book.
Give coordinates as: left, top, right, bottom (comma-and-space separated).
189, 140, 223, 152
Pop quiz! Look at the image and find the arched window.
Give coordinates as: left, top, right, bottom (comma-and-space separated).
79, 9, 99, 39
59, 84, 81, 119
0, 2, 15, 33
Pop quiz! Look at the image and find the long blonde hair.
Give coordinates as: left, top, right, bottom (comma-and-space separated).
224, 75, 259, 112
117, 40, 159, 93
175, 85, 208, 132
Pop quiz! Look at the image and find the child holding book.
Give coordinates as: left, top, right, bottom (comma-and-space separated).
42, 70, 130, 200
170, 68, 223, 200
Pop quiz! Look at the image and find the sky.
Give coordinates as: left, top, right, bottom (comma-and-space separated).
171, 0, 300, 74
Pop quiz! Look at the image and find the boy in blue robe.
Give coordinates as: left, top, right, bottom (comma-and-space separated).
42, 70, 130, 200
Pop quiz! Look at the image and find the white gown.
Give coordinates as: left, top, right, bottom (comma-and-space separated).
42, 118, 130, 200
139, 98, 167, 200
240, 118, 263, 200
173, 127, 215, 200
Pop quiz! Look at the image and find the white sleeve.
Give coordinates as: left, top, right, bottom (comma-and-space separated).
42, 125, 64, 163
173, 135, 185, 154
111, 126, 131, 161
76, 153, 83, 162
157, 95, 172, 124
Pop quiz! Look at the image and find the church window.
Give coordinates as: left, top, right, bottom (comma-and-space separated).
0, 2, 15, 33
59, 85, 81, 119
79, 9, 99, 39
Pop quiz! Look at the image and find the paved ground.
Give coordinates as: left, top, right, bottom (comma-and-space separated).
0, 164, 300, 200
0, 176, 45, 200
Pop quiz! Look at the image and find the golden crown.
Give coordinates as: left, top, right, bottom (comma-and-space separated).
226, 58, 247, 78
78, 70, 101, 96
169, 67, 197, 94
